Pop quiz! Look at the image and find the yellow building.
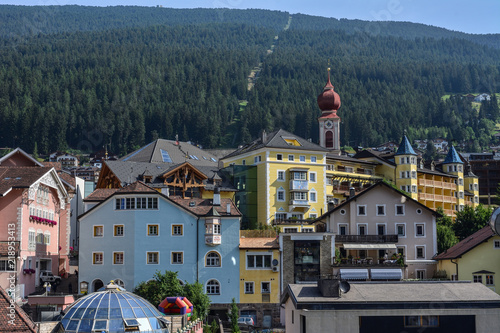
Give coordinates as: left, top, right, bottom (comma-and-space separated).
221, 129, 329, 228
239, 236, 280, 328
435, 226, 499, 294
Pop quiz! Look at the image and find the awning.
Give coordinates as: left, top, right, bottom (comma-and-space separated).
340, 269, 369, 280
370, 269, 402, 280
343, 243, 397, 250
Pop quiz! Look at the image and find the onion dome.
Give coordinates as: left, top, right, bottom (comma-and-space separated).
317, 69, 341, 112
59, 281, 169, 332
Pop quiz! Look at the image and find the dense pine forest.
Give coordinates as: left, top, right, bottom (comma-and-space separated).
0, 6, 499, 155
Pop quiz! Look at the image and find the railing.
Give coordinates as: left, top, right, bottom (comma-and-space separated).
289, 180, 308, 191
334, 260, 403, 267
335, 234, 398, 243
289, 199, 309, 206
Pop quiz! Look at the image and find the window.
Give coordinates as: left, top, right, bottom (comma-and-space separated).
309, 213, 317, 219
275, 213, 286, 221
261, 282, 270, 294
416, 246, 425, 259
397, 246, 405, 257
376, 205, 385, 216
292, 192, 307, 200
396, 224, 406, 237
311, 156, 317, 163
302, 227, 314, 233
299, 155, 306, 162
416, 208, 422, 215
147, 252, 159, 264
404, 316, 438, 327
358, 224, 366, 236
411, 171, 417, 179
473, 275, 483, 283
396, 204, 405, 215
44, 232, 50, 245
206, 280, 220, 295
148, 197, 158, 209
377, 224, 385, 235
172, 225, 183, 236
309, 172, 316, 182
284, 227, 298, 233
254, 156, 261, 163
113, 252, 124, 265
114, 225, 124, 237
213, 224, 221, 234
415, 224, 425, 237
277, 190, 285, 202
172, 252, 183, 264
126, 198, 135, 209
494, 240, 500, 249
245, 282, 254, 294
247, 254, 272, 269
486, 275, 494, 285
28, 230, 36, 251
288, 155, 294, 161
292, 171, 307, 180
148, 225, 159, 236
416, 269, 426, 279
277, 154, 283, 161
0, 260, 15, 271
93, 252, 103, 265
136, 197, 147, 209
339, 224, 347, 235
93, 226, 103, 237
206, 252, 221, 267
309, 191, 317, 202
357, 205, 366, 216
277, 170, 285, 181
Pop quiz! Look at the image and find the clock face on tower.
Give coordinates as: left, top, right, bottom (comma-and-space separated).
325, 120, 333, 129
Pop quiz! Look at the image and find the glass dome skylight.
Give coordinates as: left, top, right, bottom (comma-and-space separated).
60, 281, 169, 333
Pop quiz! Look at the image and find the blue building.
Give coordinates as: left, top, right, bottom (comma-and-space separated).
78, 181, 241, 306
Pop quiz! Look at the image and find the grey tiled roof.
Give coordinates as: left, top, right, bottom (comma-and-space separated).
222, 129, 328, 159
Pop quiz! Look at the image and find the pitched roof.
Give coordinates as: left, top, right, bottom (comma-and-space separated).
80, 181, 241, 219
169, 196, 241, 217
0, 147, 43, 167
222, 129, 328, 159
239, 237, 279, 249
443, 145, 463, 164
0, 287, 37, 332
0, 167, 53, 196
434, 226, 495, 260
395, 135, 416, 156
120, 139, 219, 166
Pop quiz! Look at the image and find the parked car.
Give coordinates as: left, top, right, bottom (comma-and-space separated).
238, 316, 255, 327
39, 271, 61, 285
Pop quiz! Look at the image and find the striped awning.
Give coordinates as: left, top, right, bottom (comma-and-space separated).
343, 243, 397, 250
340, 269, 369, 281
370, 269, 403, 280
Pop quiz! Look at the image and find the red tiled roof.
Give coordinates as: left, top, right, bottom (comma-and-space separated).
116, 181, 158, 194
57, 171, 76, 188
239, 237, 279, 249
0, 287, 37, 332
0, 167, 52, 196
42, 161, 62, 171
434, 226, 495, 260
84, 188, 120, 201
169, 196, 241, 216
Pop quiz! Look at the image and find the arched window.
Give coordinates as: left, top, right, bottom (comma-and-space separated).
206, 279, 220, 295
325, 131, 334, 148
92, 279, 104, 292
206, 252, 221, 267
114, 279, 125, 288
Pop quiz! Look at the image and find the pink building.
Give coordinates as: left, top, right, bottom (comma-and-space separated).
0, 148, 70, 300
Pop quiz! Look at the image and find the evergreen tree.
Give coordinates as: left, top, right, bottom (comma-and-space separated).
228, 298, 240, 333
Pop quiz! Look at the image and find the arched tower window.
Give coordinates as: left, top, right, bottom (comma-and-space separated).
325, 131, 334, 148
205, 252, 221, 267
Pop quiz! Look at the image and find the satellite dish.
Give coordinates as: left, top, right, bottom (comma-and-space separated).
490, 207, 500, 236
339, 280, 350, 294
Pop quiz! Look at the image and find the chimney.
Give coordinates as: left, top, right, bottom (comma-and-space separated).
349, 187, 356, 198
213, 187, 221, 206
226, 203, 231, 214
161, 187, 169, 197
318, 279, 340, 297
261, 130, 267, 143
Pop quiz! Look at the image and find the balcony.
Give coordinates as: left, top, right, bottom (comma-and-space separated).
333, 259, 403, 268
289, 180, 308, 191
335, 235, 398, 243
289, 199, 310, 210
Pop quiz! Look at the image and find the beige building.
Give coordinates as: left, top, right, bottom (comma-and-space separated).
281, 280, 500, 333
318, 181, 439, 280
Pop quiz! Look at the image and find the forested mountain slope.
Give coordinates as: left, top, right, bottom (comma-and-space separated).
0, 6, 499, 156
